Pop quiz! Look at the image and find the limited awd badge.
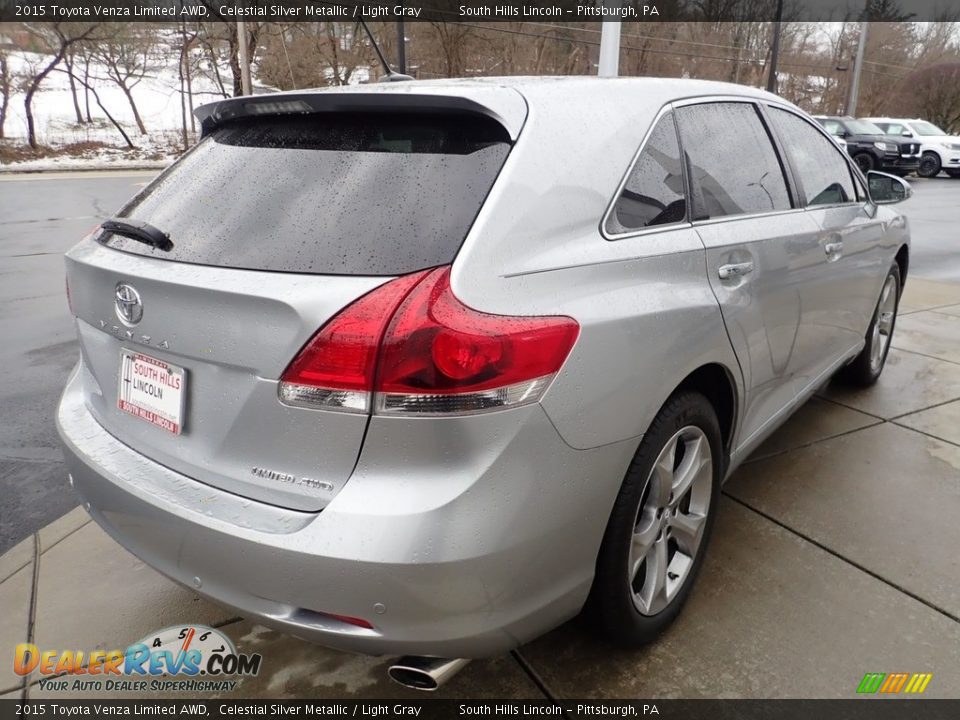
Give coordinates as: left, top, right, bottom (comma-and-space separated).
115, 283, 143, 326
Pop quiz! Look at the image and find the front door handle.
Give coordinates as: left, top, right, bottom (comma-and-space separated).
824, 241, 844, 256
718, 261, 754, 280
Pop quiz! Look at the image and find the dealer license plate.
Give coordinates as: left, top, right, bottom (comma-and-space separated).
117, 350, 186, 434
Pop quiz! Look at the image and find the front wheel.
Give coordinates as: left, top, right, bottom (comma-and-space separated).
587, 392, 721, 647
838, 263, 901, 387
917, 152, 942, 178
854, 152, 877, 173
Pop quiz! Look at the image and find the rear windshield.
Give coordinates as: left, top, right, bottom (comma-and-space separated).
100, 112, 512, 275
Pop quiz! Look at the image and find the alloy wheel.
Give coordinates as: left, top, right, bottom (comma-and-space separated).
629, 426, 713, 616
870, 274, 898, 373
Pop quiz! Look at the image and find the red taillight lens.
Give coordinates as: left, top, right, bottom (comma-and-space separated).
278, 270, 429, 412
279, 266, 579, 416
375, 267, 579, 414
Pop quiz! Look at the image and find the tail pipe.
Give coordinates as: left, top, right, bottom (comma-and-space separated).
387, 656, 470, 691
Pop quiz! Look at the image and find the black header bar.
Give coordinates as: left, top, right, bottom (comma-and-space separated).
0, 0, 952, 23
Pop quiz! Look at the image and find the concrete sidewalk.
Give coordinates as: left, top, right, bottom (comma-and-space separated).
4, 278, 960, 701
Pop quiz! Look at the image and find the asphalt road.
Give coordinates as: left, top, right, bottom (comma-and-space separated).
1, 170, 958, 553
0, 171, 155, 552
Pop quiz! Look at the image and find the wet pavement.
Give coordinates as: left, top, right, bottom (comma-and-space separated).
2, 172, 960, 700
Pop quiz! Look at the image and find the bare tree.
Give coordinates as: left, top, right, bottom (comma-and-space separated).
93, 24, 158, 135
59, 65, 136, 148
902, 63, 960, 133
22, 22, 100, 149
63, 46, 84, 124
0, 50, 10, 139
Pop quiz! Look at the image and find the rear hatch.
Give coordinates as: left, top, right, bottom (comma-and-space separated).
65, 105, 514, 511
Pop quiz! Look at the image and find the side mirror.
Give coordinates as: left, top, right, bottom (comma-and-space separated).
901, 131, 913, 137
867, 170, 912, 205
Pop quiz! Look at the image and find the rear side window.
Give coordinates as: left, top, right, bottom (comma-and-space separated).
606, 112, 686, 235
100, 113, 511, 275
675, 102, 791, 219
767, 108, 856, 207
819, 119, 845, 136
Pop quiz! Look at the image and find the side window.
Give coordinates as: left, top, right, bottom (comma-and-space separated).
822, 119, 844, 137
767, 108, 856, 207
674, 102, 791, 219
606, 112, 686, 235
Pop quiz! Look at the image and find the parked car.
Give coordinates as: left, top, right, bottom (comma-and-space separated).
57, 78, 911, 691
864, 117, 960, 178
813, 115, 921, 176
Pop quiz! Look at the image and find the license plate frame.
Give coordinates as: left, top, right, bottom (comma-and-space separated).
117, 349, 186, 435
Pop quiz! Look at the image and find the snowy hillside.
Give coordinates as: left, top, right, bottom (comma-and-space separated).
2, 46, 232, 170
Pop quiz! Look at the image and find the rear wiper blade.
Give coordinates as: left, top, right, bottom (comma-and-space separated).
101, 219, 173, 252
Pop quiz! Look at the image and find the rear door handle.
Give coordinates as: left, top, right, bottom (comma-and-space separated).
824, 241, 844, 256
718, 261, 754, 280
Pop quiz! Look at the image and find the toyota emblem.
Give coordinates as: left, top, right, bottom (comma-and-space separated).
115, 283, 143, 325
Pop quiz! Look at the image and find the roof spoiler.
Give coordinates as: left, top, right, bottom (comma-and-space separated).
194, 90, 527, 141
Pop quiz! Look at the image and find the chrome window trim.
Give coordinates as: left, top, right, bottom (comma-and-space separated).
690, 207, 806, 228
601, 93, 870, 243
601, 103, 692, 242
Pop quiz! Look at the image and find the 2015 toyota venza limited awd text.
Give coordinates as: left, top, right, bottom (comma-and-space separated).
57, 77, 911, 691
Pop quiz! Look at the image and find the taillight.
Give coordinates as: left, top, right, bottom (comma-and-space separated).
375, 267, 579, 414
279, 266, 579, 416
278, 270, 430, 413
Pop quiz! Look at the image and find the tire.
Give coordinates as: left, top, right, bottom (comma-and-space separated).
837, 263, 901, 387
917, 152, 942, 179
854, 152, 877, 173
587, 391, 722, 647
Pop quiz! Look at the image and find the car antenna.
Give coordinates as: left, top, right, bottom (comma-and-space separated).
357, 20, 415, 83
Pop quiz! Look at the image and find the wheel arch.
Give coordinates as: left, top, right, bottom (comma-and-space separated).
669, 362, 738, 467
895, 244, 909, 291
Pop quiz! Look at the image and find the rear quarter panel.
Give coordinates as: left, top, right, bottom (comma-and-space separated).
448, 81, 745, 452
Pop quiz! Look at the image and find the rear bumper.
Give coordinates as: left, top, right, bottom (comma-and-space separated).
57, 366, 635, 658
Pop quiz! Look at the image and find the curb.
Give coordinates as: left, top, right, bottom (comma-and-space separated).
0, 164, 168, 174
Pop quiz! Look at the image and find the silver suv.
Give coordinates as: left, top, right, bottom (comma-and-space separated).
58, 78, 910, 690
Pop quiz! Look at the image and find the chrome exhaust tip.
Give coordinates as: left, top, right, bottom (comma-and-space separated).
387, 656, 470, 691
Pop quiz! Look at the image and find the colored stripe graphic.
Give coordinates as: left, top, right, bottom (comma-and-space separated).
858, 672, 932, 694
905, 673, 933, 694
857, 673, 885, 694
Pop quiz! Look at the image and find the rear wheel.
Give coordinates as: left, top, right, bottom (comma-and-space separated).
838, 263, 901, 387
918, 152, 942, 178
587, 392, 721, 647
854, 152, 877, 173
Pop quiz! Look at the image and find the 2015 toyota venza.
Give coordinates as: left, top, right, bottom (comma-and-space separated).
57, 77, 911, 690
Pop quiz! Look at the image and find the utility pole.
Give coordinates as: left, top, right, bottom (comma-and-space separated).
846, 21, 868, 116
237, 19, 252, 96
396, 20, 406, 74
598, 2, 624, 77
765, 0, 784, 93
